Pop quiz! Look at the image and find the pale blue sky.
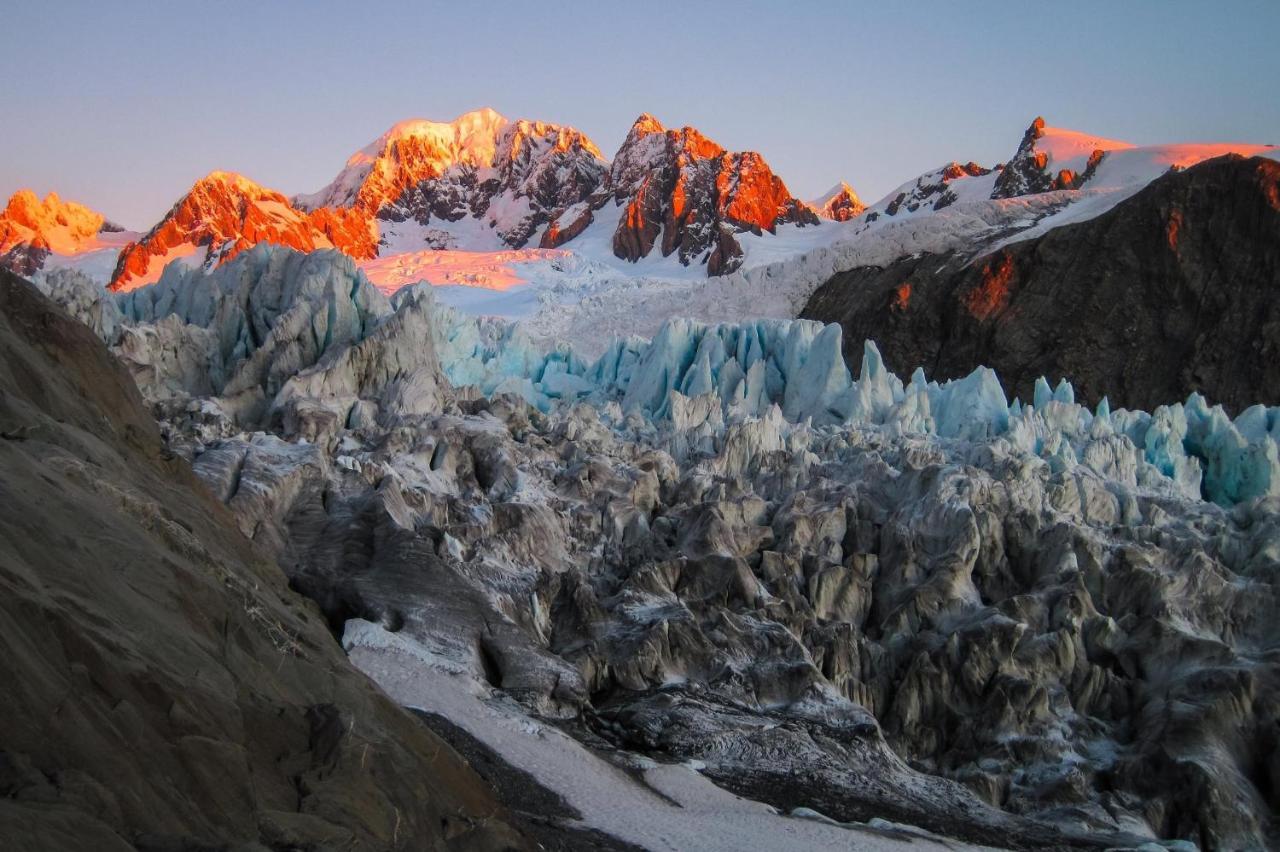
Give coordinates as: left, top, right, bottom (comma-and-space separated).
2, 0, 1276, 228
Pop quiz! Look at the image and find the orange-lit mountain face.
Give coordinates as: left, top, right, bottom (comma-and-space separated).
297, 109, 817, 275
0, 190, 122, 277
809, 182, 866, 222
542, 114, 819, 275
108, 172, 377, 292
295, 109, 608, 250
18, 110, 1276, 295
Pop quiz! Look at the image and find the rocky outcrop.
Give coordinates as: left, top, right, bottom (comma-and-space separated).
803, 154, 1280, 414
990, 116, 1056, 197
109, 171, 377, 292
809, 182, 866, 221
990, 117, 1115, 199
600, 114, 819, 275
0, 268, 527, 851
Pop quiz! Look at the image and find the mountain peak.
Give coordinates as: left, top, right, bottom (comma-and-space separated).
993, 117, 1134, 198
0, 189, 110, 272
2, 189, 105, 235
191, 170, 276, 196
810, 182, 866, 221
109, 172, 376, 292
298, 108, 521, 213
628, 113, 666, 137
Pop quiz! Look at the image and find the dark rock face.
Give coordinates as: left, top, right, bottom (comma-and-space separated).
539, 203, 594, 248
0, 241, 48, 277
803, 154, 1280, 413
600, 115, 819, 275
991, 116, 1055, 198
0, 269, 526, 851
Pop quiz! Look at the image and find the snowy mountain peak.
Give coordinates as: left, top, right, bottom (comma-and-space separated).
809, 182, 866, 221
108, 171, 376, 292
1, 189, 110, 251
295, 108, 520, 214
603, 114, 818, 275
992, 116, 1133, 198
0, 189, 129, 278
627, 113, 667, 138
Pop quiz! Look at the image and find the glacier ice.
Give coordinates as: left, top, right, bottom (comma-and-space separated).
415, 284, 1280, 508
89, 246, 1280, 509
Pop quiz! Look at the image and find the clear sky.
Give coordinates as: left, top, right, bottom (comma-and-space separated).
2, 0, 1277, 229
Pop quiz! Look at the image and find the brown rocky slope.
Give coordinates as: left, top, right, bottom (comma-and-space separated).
0, 268, 526, 851
802, 154, 1280, 413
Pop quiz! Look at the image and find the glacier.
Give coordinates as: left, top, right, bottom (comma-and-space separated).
28, 245, 1280, 848
44, 244, 1280, 509
414, 275, 1278, 508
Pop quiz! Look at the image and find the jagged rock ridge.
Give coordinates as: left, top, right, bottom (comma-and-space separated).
581, 114, 820, 275
108, 171, 377, 292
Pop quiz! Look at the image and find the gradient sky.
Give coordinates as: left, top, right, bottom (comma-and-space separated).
3, 0, 1277, 229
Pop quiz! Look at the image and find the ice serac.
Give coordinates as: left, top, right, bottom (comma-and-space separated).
108, 171, 377, 292
601, 114, 820, 275
809, 181, 866, 221
116, 245, 391, 430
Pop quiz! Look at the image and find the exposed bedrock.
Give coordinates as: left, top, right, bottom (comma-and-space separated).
803, 155, 1280, 415
0, 269, 526, 850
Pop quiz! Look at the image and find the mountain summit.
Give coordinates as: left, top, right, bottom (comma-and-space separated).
582, 113, 819, 274
108, 171, 376, 291
0, 190, 121, 277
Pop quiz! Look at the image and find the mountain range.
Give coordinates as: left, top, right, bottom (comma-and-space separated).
4, 110, 1275, 301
